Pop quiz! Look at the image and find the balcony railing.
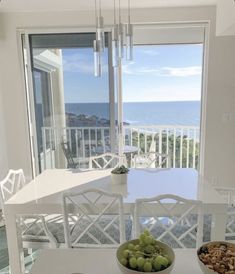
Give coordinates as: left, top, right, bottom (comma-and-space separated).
124, 125, 200, 169
41, 125, 200, 171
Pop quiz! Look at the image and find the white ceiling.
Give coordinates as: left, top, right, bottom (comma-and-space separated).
0, 0, 217, 13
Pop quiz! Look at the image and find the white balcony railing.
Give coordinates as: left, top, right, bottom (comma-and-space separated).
41, 125, 200, 171
124, 125, 200, 169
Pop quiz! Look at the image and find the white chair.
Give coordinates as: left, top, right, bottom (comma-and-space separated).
0, 169, 58, 248
62, 188, 125, 248
61, 141, 89, 169
133, 152, 170, 168
213, 186, 235, 241
89, 153, 127, 169
134, 194, 203, 248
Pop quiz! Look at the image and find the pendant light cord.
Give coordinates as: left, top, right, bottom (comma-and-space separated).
114, 0, 116, 25
119, 0, 121, 24
95, 0, 97, 24
128, 0, 131, 23
99, 0, 101, 17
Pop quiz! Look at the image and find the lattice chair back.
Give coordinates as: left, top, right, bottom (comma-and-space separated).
89, 153, 127, 170
212, 187, 235, 241
225, 207, 235, 241
134, 194, 203, 248
63, 189, 125, 248
61, 141, 77, 169
0, 169, 58, 248
0, 169, 26, 205
133, 152, 170, 169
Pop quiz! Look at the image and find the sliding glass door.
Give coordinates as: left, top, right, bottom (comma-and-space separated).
25, 32, 115, 173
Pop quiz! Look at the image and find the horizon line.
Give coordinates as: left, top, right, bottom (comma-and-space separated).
65, 100, 201, 104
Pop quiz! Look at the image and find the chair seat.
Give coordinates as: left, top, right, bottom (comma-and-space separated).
20, 214, 63, 245
21, 215, 213, 246
22, 216, 132, 245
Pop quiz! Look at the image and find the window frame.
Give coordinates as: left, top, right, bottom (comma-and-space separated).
20, 22, 209, 179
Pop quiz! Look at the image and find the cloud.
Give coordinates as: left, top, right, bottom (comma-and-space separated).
62, 52, 108, 74
161, 66, 202, 77
123, 85, 201, 102
62, 50, 201, 78
122, 63, 137, 75
141, 49, 160, 56
123, 65, 202, 77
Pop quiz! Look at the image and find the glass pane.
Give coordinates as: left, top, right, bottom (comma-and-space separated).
29, 33, 110, 172
123, 44, 203, 169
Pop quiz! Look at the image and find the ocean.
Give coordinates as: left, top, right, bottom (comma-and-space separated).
65, 101, 200, 126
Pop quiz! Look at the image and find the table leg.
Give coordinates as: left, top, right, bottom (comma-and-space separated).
5, 207, 25, 274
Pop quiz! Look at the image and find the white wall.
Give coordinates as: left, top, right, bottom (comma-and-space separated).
216, 0, 235, 36
0, 6, 235, 187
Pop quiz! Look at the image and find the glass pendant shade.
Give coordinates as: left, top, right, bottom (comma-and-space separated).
96, 15, 105, 51
112, 27, 118, 67
125, 0, 133, 61
118, 22, 124, 59
93, 0, 134, 76
93, 39, 102, 77
126, 22, 133, 60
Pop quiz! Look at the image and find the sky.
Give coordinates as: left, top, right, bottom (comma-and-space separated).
62, 43, 203, 103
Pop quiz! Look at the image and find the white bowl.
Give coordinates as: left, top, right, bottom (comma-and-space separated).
116, 239, 175, 274
197, 241, 235, 274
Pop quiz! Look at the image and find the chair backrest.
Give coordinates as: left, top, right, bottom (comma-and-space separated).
212, 187, 235, 241
89, 153, 127, 170
0, 170, 58, 248
134, 152, 170, 168
61, 141, 77, 169
0, 169, 26, 203
62, 188, 125, 248
134, 194, 203, 248
225, 206, 235, 241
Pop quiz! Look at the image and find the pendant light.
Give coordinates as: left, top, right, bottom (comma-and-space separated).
117, 0, 124, 59
93, 39, 102, 77
93, 0, 104, 77
93, 0, 134, 76
111, 0, 118, 67
126, 0, 133, 60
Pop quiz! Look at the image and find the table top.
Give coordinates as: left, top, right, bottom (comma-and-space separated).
29, 248, 203, 274
6, 168, 224, 206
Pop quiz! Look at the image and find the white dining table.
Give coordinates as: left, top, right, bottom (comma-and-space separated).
28, 248, 202, 274
4, 168, 226, 274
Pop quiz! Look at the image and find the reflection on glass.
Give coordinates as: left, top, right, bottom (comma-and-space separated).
30, 33, 110, 173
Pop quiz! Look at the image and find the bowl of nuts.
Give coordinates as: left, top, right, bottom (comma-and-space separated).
197, 241, 235, 274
